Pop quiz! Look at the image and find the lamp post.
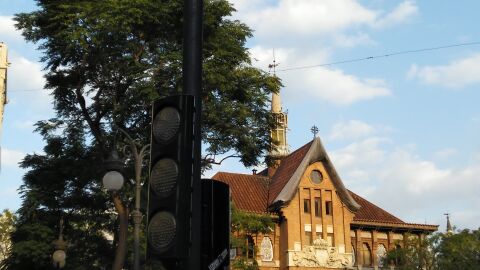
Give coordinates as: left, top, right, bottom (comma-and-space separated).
52, 217, 67, 268
103, 128, 149, 270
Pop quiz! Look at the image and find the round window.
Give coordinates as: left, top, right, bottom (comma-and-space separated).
310, 170, 323, 184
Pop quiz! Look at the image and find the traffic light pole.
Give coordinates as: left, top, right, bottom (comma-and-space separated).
183, 0, 203, 269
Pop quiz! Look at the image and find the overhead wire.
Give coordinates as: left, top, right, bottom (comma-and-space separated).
276, 41, 480, 72
7, 41, 480, 93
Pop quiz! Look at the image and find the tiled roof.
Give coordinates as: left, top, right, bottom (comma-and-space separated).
349, 190, 403, 223
212, 172, 270, 214
268, 141, 313, 204
212, 141, 437, 231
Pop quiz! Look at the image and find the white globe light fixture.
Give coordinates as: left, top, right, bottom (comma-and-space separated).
52, 217, 67, 269
52, 250, 66, 268
103, 170, 124, 191
102, 149, 125, 191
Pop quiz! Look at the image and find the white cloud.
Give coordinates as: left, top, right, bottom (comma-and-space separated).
374, 1, 419, 28
330, 137, 388, 169
294, 67, 390, 105
234, 0, 418, 39
13, 120, 36, 130
0, 16, 20, 40
330, 135, 480, 229
1, 148, 25, 167
329, 120, 375, 141
9, 54, 45, 92
332, 32, 376, 48
7, 53, 51, 108
407, 54, 480, 88
433, 148, 458, 160
250, 46, 391, 105
240, 0, 376, 37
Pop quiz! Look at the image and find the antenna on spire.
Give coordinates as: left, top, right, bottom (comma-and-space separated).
268, 49, 279, 76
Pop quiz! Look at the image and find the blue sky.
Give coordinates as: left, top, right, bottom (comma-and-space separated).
1, 0, 480, 231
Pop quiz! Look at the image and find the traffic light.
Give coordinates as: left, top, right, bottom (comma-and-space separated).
147, 95, 195, 267
201, 179, 230, 269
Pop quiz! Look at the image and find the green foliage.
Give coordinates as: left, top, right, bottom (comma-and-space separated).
386, 229, 480, 270
0, 210, 17, 266
436, 229, 480, 270
8, 0, 280, 268
230, 205, 274, 270
385, 234, 438, 270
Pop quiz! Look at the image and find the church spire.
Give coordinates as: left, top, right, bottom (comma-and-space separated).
445, 213, 453, 235
269, 50, 289, 159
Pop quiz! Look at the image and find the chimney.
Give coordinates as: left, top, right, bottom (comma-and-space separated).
252, 169, 257, 175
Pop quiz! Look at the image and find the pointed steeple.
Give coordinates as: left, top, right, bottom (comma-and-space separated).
269, 87, 289, 159
268, 50, 289, 162
445, 213, 453, 235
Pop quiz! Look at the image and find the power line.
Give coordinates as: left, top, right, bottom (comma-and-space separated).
277, 41, 480, 72
6, 41, 480, 92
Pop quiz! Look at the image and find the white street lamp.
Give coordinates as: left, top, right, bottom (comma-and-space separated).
52, 217, 67, 268
103, 170, 124, 191
102, 149, 125, 191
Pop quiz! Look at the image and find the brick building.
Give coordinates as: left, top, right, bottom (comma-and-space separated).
213, 90, 437, 269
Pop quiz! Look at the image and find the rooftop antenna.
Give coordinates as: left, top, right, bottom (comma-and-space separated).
268, 49, 279, 76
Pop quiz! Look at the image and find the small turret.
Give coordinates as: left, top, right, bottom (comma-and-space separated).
268, 52, 289, 161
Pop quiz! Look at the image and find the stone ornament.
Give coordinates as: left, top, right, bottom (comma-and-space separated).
260, 237, 273, 261
290, 238, 353, 268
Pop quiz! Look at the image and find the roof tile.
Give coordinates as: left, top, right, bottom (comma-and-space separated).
212, 172, 270, 214
268, 141, 313, 204
349, 190, 404, 223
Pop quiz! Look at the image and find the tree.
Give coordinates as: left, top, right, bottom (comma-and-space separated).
7, 0, 279, 269
436, 229, 480, 270
230, 205, 274, 270
385, 233, 439, 270
386, 229, 480, 270
0, 210, 17, 265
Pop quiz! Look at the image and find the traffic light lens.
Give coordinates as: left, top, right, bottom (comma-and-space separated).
153, 107, 181, 144
148, 211, 176, 253
150, 158, 178, 198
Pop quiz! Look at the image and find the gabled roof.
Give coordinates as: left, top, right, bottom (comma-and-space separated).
349, 190, 438, 231
269, 137, 360, 212
212, 138, 438, 230
212, 172, 270, 214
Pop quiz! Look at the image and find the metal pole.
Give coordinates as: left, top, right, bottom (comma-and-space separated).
183, 0, 203, 268
118, 128, 149, 270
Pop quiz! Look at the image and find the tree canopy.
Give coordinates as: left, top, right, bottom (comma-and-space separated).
6, 0, 280, 269
386, 229, 480, 270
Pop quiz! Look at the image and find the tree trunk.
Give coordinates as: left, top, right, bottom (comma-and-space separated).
112, 192, 129, 270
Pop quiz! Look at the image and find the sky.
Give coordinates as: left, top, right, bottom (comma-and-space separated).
1, 0, 480, 232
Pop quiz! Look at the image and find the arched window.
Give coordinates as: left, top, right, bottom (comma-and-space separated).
362, 243, 372, 266
376, 244, 387, 267
246, 235, 255, 259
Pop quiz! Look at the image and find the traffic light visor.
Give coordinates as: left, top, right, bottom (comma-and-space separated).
148, 211, 177, 253
150, 158, 179, 198
153, 107, 181, 144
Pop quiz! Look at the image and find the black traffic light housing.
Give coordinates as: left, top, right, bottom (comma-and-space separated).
201, 179, 230, 269
147, 95, 195, 265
